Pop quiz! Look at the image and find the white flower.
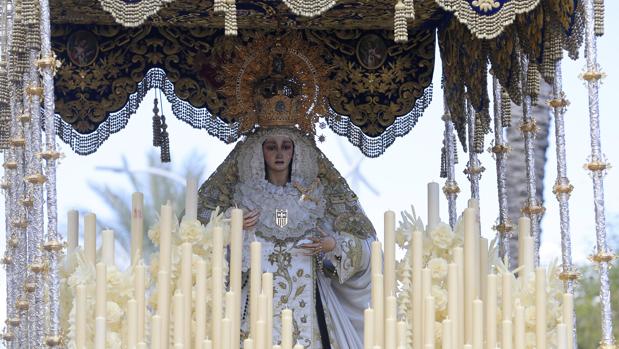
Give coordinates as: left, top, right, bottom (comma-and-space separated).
106, 301, 124, 324
179, 218, 207, 243
429, 223, 454, 250
431, 285, 448, 312
106, 331, 123, 348
395, 227, 409, 248
524, 306, 536, 328
434, 320, 443, 343
427, 257, 448, 280
525, 331, 536, 348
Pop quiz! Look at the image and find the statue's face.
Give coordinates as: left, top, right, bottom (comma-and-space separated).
262, 135, 294, 175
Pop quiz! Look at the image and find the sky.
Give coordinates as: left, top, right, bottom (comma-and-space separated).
1, 2, 618, 339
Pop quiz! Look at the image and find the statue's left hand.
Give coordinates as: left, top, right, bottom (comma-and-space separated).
299, 227, 336, 255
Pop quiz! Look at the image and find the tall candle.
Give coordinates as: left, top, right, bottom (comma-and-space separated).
67, 209, 79, 253
203, 339, 213, 349
96, 262, 106, 318
137, 343, 147, 349
250, 241, 262, 338
160, 204, 173, 273
230, 208, 243, 349
472, 300, 483, 349
102, 229, 115, 266
131, 192, 144, 264
424, 296, 435, 348
536, 268, 547, 349
185, 177, 198, 221
371, 273, 384, 347
84, 213, 97, 265
135, 263, 146, 343
95, 316, 106, 349
76, 284, 86, 349
364, 308, 374, 349
563, 293, 574, 349
158, 270, 171, 349
427, 182, 440, 230
293, 344, 303, 349
502, 320, 512, 349
557, 323, 567, 349
422, 267, 431, 343
486, 273, 497, 349
181, 242, 193, 346
174, 291, 185, 346
480, 238, 488, 305
517, 217, 530, 270
514, 305, 525, 349
454, 247, 464, 349
222, 318, 232, 349
262, 273, 274, 349
463, 208, 476, 344
281, 309, 293, 349
385, 317, 396, 349
523, 236, 534, 281
225, 291, 234, 321
255, 320, 265, 349
397, 321, 406, 348
442, 319, 452, 349
128, 299, 138, 349
412, 231, 423, 349
152, 315, 161, 349
212, 267, 223, 349
384, 210, 396, 297
258, 293, 267, 348
242, 339, 252, 349
447, 263, 458, 349
196, 259, 207, 349
371, 240, 382, 276
502, 272, 512, 321
385, 295, 397, 320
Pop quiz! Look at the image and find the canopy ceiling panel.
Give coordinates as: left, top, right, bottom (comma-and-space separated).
47, 0, 582, 156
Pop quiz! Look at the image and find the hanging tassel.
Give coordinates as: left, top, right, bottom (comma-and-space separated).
214, 0, 226, 13
526, 63, 540, 105
453, 134, 459, 164
394, 1, 408, 43
224, 0, 238, 36
403, 0, 415, 19
440, 145, 447, 178
152, 97, 161, 147
474, 113, 485, 154
501, 88, 512, 127
160, 112, 171, 163
594, 0, 604, 36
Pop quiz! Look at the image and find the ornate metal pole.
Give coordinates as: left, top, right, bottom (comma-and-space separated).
442, 100, 460, 229
491, 77, 512, 266
581, 0, 616, 347
465, 99, 484, 201
519, 53, 543, 266
38, 0, 63, 345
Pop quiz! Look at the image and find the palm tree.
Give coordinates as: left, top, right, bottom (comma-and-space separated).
86, 149, 207, 261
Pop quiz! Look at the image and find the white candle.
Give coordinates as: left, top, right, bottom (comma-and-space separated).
225, 291, 234, 321
502, 320, 512, 349
517, 217, 530, 270
421, 267, 431, 341
131, 192, 144, 265
514, 305, 525, 349
454, 247, 464, 349
463, 208, 477, 345
397, 320, 406, 348
222, 318, 232, 349
371, 273, 384, 347
95, 316, 106, 349
364, 308, 374, 349
563, 293, 574, 349
250, 241, 262, 338
486, 273, 497, 349
135, 263, 146, 343
196, 259, 207, 349
442, 319, 452, 349
385, 317, 396, 349
293, 345, 303, 349
181, 242, 192, 345
386, 295, 397, 320
281, 308, 293, 349
152, 315, 161, 349
95, 262, 106, 318
67, 210, 79, 253
203, 339, 213, 349
76, 284, 86, 349
447, 263, 458, 349
536, 268, 547, 349
523, 236, 534, 281
371, 240, 382, 276
242, 339, 252, 349
137, 343, 147, 349
427, 182, 440, 230
557, 323, 567, 349
502, 272, 512, 321
84, 213, 97, 265
185, 177, 198, 221
158, 270, 171, 349
102, 229, 115, 266
384, 210, 396, 297
262, 273, 274, 349
230, 208, 244, 349
258, 293, 268, 348
174, 291, 185, 346
128, 299, 138, 349
424, 296, 435, 348
472, 300, 483, 349
412, 231, 423, 349
160, 204, 173, 273
212, 266, 223, 349
255, 320, 265, 349
480, 238, 488, 305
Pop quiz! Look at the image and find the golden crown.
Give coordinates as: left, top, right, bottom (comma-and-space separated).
221, 34, 330, 135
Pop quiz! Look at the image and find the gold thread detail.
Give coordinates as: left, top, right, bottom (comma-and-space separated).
519, 120, 538, 134
19, 113, 31, 123
581, 70, 605, 81
25, 85, 44, 97
586, 161, 609, 172
9, 137, 26, 147
522, 204, 546, 215
43, 240, 64, 252
45, 335, 64, 347
7, 318, 20, 327
2, 331, 15, 341
589, 252, 617, 264
15, 298, 30, 311
3, 161, 18, 170
25, 173, 47, 184
494, 221, 514, 234
558, 269, 581, 281
548, 97, 570, 108
38, 150, 62, 161
491, 144, 511, 154
442, 183, 461, 195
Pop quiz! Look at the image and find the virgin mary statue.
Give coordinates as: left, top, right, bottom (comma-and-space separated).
197, 42, 376, 348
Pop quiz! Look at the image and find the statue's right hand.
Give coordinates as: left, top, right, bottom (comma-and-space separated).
243, 209, 260, 230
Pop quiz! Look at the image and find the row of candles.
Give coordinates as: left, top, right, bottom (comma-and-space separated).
363, 183, 575, 349
67, 179, 303, 349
